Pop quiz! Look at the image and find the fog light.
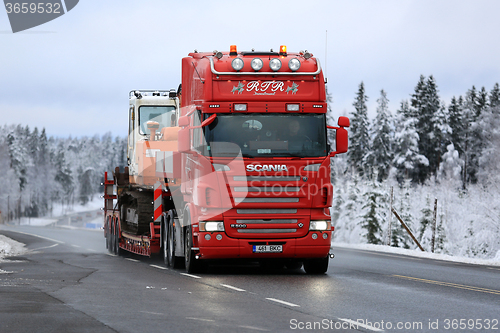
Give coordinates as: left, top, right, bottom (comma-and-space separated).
312, 233, 318, 240
231, 58, 244, 71
288, 58, 301, 71
205, 234, 211, 241
216, 234, 223, 241
269, 58, 282, 71
323, 233, 328, 239
251, 58, 263, 71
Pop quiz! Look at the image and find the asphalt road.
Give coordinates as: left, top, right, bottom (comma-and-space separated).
1, 225, 499, 333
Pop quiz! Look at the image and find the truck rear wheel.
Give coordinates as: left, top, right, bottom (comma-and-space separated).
303, 256, 329, 274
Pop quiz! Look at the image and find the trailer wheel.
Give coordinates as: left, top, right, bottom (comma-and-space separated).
114, 220, 123, 256
184, 224, 204, 273
105, 217, 109, 250
108, 219, 115, 254
303, 256, 329, 274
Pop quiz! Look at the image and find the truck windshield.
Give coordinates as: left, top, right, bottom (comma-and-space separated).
138, 106, 176, 134
202, 113, 328, 158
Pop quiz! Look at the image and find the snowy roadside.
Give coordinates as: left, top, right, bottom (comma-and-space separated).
332, 242, 500, 267
15, 197, 104, 228
0, 235, 28, 273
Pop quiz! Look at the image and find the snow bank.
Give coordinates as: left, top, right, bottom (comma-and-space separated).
332, 242, 500, 267
0, 235, 28, 273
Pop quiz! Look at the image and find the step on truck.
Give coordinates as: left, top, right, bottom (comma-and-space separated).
103, 45, 350, 274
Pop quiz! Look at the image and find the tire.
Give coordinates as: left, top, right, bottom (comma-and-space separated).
184, 222, 205, 274
167, 215, 183, 268
114, 220, 123, 256
105, 218, 109, 250
108, 219, 115, 254
162, 218, 168, 266
303, 256, 329, 274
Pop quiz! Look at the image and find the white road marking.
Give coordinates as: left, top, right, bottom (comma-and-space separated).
150, 264, 168, 270
186, 317, 215, 322
71, 245, 81, 248
125, 258, 139, 262
339, 318, 384, 332
265, 298, 300, 307
6, 230, 65, 244
31, 243, 59, 251
237, 325, 270, 331
140, 311, 163, 316
220, 284, 246, 292
181, 273, 202, 279
105, 253, 116, 257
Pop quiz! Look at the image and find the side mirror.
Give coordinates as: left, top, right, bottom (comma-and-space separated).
177, 127, 190, 153
335, 127, 348, 154
328, 116, 349, 156
178, 116, 189, 127
338, 116, 350, 127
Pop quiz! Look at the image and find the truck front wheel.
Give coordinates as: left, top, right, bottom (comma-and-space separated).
167, 216, 182, 268
184, 224, 205, 273
303, 256, 329, 274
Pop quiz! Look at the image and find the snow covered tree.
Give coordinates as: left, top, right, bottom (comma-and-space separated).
359, 177, 384, 244
411, 75, 442, 183
418, 195, 434, 248
489, 83, 500, 108
447, 96, 466, 156
365, 89, 393, 182
438, 143, 463, 182
393, 100, 429, 184
348, 82, 370, 177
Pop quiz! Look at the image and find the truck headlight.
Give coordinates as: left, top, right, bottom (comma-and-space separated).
200, 221, 225, 232
309, 221, 330, 231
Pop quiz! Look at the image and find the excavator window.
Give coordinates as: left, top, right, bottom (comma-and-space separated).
138, 106, 176, 135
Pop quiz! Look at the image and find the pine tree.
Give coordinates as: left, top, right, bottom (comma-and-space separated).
365, 89, 393, 182
393, 100, 429, 184
489, 83, 500, 108
411, 75, 442, 182
394, 179, 414, 249
348, 82, 370, 177
418, 195, 433, 248
448, 96, 466, 156
360, 177, 383, 244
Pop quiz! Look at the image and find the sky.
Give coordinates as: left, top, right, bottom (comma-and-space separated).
1, 0, 500, 138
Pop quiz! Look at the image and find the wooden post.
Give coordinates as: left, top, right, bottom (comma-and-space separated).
392, 208, 425, 251
431, 198, 438, 253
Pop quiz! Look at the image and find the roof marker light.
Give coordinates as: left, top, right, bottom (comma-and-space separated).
230, 45, 238, 56
279, 45, 287, 56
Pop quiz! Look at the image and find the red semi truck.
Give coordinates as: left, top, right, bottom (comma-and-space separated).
104, 45, 349, 274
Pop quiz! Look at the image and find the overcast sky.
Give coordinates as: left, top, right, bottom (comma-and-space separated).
1, 0, 499, 137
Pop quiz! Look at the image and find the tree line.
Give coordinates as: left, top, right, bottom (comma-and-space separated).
328, 77, 500, 258
0, 125, 127, 221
